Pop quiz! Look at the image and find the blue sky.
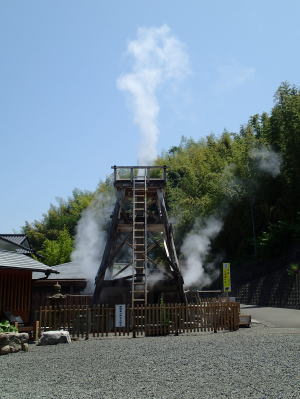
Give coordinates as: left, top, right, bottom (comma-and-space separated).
1, 1, 300, 232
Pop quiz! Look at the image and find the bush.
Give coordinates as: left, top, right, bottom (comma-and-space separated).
0, 320, 18, 333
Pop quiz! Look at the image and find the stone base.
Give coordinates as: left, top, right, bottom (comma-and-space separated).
239, 314, 251, 327
38, 330, 71, 345
0, 333, 29, 355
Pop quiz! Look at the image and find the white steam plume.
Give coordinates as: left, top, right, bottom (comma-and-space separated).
181, 217, 223, 288
117, 25, 190, 165
71, 191, 114, 293
250, 146, 282, 177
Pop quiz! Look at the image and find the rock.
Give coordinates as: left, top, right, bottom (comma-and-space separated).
8, 335, 22, 352
18, 333, 29, 343
22, 342, 29, 352
0, 332, 29, 355
0, 333, 9, 347
38, 330, 71, 346
0, 345, 10, 355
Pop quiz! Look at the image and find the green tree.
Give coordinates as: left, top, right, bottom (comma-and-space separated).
23, 188, 95, 253
39, 226, 73, 266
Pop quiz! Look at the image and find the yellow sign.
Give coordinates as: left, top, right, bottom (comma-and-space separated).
223, 263, 231, 292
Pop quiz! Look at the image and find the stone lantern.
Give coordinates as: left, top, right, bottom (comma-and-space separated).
48, 281, 66, 308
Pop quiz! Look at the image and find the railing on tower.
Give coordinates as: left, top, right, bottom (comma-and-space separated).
112, 165, 167, 183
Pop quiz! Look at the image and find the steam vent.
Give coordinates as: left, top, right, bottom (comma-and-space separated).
93, 165, 185, 306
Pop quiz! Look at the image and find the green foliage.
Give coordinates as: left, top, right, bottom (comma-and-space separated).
0, 320, 18, 333
23, 188, 94, 253
22, 183, 113, 266
38, 226, 73, 266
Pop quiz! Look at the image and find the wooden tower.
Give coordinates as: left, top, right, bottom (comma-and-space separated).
93, 166, 185, 306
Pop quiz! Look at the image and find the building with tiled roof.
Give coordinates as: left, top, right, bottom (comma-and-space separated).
0, 234, 58, 323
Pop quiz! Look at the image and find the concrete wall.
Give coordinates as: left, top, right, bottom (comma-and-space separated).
234, 269, 300, 309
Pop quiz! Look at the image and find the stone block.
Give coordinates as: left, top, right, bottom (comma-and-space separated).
38, 330, 71, 346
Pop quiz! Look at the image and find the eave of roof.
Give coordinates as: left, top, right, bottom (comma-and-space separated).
33, 261, 87, 280
0, 250, 59, 274
0, 235, 33, 253
0, 234, 27, 246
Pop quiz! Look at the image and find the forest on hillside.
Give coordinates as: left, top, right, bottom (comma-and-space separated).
23, 83, 300, 285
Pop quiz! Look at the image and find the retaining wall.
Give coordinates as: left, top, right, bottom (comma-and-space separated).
234, 269, 300, 309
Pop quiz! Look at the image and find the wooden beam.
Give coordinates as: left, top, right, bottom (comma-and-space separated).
112, 262, 132, 279
93, 192, 123, 301
157, 190, 186, 303
118, 224, 164, 232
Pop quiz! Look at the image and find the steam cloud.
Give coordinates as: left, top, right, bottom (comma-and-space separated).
181, 217, 223, 288
250, 146, 282, 177
117, 25, 190, 165
180, 146, 282, 289
71, 191, 114, 293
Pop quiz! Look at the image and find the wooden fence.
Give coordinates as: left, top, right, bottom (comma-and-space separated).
37, 301, 240, 339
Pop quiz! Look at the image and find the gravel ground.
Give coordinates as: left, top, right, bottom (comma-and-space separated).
0, 324, 299, 399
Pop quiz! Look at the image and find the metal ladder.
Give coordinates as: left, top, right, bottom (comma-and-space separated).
132, 175, 148, 307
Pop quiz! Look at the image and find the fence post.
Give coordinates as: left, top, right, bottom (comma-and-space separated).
86, 306, 91, 340
132, 306, 136, 338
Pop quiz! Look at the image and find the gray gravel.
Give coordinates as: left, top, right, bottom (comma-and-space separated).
0, 324, 299, 399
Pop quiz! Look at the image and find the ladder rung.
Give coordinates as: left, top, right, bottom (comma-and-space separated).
133, 299, 146, 302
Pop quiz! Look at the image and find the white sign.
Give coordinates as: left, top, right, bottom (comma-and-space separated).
115, 304, 126, 327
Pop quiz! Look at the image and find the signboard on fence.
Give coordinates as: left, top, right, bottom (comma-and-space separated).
223, 263, 231, 292
115, 304, 126, 327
